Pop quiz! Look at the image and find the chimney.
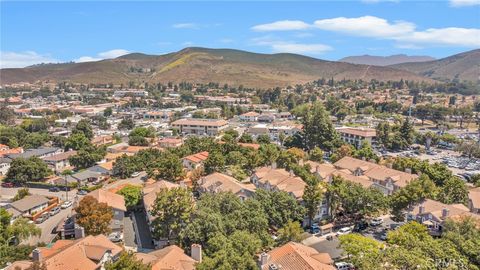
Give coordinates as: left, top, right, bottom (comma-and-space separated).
405, 168, 412, 174
316, 165, 320, 174
32, 249, 42, 262
419, 204, 425, 214
260, 252, 269, 266
289, 170, 294, 177
271, 162, 277, 169
191, 244, 202, 262
75, 225, 85, 239
442, 208, 450, 219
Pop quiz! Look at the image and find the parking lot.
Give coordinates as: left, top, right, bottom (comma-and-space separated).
303, 215, 397, 260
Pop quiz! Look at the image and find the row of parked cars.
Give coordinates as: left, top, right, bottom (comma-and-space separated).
34, 200, 73, 224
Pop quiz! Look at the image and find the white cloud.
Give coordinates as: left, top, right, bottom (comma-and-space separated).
450, 0, 480, 6
271, 43, 332, 54
252, 20, 311, 31
172, 23, 199, 29
399, 27, 480, 47
0, 51, 58, 68
75, 49, 130, 63
314, 16, 415, 38
255, 16, 480, 48
251, 36, 331, 55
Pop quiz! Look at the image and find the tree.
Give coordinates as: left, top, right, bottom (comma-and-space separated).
69, 145, 106, 170
442, 216, 480, 267
72, 119, 94, 140
118, 118, 135, 130
437, 177, 469, 205
64, 132, 91, 150
204, 151, 226, 174
353, 141, 378, 162
12, 188, 30, 201
309, 147, 324, 162
105, 251, 150, 270
330, 144, 353, 163
197, 231, 261, 270
276, 220, 303, 245
74, 196, 113, 236
151, 187, 194, 239
254, 189, 305, 228
0, 209, 40, 267
399, 118, 414, 147
128, 136, 149, 146
154, 152, 185, 182
456, 140, 480, 158
339, 233, 383, 269
302, 102, 340, 151
238, 133, 253, 143
117, 185, 142, 208
113, 155, 138, 179
256, 134, 271, 144
302, 180, 324, 226
0, 107, 15, 125
103, 107, 113, 117
6, 157, 51, 185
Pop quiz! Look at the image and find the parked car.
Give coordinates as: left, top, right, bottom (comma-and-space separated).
390, 223, 404, 230
49, 207, 61, 216
77, 189, 88, 195
336, 227, 352, 236
35, 213, 50, 224
61, 201, 73, 209
1, 182, 14, 188
108, 232, 123, 243
49, 187, 60, 192
131, 172, 141, 178
370, 217, 383, 226
353, 221, 368, 232
379, 231, 388, 241
335, 262, 354, 270
310, 224, 320, 234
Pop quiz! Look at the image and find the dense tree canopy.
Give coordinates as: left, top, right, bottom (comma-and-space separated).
75, 196, 113, 236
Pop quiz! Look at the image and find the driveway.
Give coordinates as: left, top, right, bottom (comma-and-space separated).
25, 206, 74, 245
132, 210, 154, 250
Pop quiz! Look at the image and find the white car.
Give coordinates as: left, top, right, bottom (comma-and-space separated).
370, 217, 383, 226
336, 227, 352, 236
131, 172, 141, 178
61, 201, 73, 209
335, 262, 354, 270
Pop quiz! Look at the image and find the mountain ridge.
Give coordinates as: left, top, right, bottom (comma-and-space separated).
0, 47, 448, 88
340, 54, 435, 66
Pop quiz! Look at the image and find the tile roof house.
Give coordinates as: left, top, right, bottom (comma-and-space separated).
198, 172, 256, 200
6, 235, 122, 270
333, 156, 418, 195
336, 127, 376, 148
135, 244, 200, 270
182, 151, 209, 171
239, 111, 260, 122
251, 166, 306, 200
171, 118, 229, 136
407, 199, 480, 235
6, 195, 50, 219
259, 242, 335, 270
468, 187, 480, 214
85, 189, 127, 233
7, 147, 62, 160
43, 150, 77, 172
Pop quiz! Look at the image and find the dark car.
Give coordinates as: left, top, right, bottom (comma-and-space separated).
353, 221, 368, 232
1, 182, 14, 188
77, 189, 88, 195
49, 187, 60, 192
310, 224, 320, 234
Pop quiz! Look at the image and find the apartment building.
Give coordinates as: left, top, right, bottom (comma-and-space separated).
336, 127, 376, 148
171, 118, 228, 136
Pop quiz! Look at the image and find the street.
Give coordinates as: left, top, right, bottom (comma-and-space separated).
1, 187, 77, 203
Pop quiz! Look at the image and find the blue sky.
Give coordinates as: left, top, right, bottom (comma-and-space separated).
1, 0, 479, 68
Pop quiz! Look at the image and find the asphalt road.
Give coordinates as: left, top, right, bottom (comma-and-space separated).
1, 187, 77, 203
